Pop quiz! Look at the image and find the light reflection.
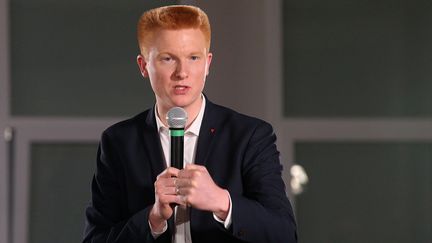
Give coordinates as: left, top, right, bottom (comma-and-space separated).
290, 164, 309, 195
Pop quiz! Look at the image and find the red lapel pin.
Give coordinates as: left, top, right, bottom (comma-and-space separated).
210, 128, 215, 134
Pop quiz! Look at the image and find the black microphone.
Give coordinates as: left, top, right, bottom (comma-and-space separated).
166, 107, 188, 169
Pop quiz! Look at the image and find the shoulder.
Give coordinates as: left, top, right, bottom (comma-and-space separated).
204, 101, 276, 148
102, 108, 153, 140
207, 101, 273, 132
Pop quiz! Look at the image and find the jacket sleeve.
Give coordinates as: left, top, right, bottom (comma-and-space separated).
229, 121, 298, 243
82, 131, 171, 243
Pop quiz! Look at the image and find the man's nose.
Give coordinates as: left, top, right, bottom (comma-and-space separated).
174, 61, 189, 80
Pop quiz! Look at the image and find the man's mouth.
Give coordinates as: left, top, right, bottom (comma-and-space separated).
174, 85, 189, 94
175, 85, 188, 90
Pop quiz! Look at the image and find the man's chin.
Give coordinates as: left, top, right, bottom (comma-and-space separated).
170, 97, 201, 110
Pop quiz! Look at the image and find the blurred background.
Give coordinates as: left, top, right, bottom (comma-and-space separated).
0, 0, 431, 242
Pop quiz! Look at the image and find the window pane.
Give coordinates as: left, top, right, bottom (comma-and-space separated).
10, 0, 177, 117
295, 142, 432, 243
29, 143, 97, 243
283, 0, 432, 117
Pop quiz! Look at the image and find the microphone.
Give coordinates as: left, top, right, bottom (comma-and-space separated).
166, 107, 188, 169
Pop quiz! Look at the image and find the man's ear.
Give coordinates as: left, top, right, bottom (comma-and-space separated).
205, 52, 213, 76
137, 54, 149, 78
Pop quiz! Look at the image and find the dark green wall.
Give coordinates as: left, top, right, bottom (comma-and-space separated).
10, 0, 176, 117
295, 142, 432, 243
283, 0, 432, 118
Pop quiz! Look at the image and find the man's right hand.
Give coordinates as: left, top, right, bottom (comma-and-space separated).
149, 167, 182, 231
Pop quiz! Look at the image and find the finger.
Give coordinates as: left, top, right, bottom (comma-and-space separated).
169, 177, 177, 187
157, 167, 180, 179
156, 186, 177, 196
178, 168, 200, 179
155, 177, 177, 188
164, 194, 187, 206
184, 164, 206, 172
174, 178, 194, 188
159, 194, 182, 205
177, 168, 191, 178
175, 187, 186, 196
176, 195, 189, 206
166, 167, 180, 177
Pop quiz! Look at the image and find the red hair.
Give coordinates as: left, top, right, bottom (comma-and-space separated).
137, 5, 211, 57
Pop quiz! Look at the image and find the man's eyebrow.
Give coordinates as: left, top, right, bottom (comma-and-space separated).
189, 52, 205, 56
156, 52, 175, 57
157, 51, 172, 55
155, 51, 205, 57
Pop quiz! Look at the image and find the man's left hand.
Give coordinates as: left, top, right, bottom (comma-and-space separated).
176, 164, 230, 220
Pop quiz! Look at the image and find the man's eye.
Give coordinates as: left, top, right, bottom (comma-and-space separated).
161, 57, 172, 62
191, 56, 200, 61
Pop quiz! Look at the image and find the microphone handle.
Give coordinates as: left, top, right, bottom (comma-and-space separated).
169, 128, 183, 207
170, 128, 184, 169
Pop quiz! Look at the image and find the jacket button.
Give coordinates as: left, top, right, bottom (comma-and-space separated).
238, 229, 245, 237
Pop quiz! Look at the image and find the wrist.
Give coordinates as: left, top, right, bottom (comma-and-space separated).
149, 206, 166, 231
214, 189, 230, 220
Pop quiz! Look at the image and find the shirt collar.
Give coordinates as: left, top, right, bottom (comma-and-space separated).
155, 94, 206, 136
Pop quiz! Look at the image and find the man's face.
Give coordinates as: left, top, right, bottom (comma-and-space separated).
137, 28, 212, 115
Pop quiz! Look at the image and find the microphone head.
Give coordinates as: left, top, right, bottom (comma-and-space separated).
166, 107, 188, 128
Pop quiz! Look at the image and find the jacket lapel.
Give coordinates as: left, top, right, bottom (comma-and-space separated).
139, 107, 166, 182
195, 100, 218, 167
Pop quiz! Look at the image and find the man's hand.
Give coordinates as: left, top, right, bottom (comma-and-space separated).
176, 164, 230, 220
149, 167, 182, 231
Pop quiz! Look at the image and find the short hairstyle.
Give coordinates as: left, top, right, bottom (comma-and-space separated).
137, 5, 211, 58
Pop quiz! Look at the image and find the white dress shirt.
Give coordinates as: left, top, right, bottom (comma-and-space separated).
149, 95, 232, 242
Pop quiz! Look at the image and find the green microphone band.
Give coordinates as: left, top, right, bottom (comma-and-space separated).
170, 130, 184, 137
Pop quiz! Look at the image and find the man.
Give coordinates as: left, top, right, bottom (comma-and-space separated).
83, 5, 297, 243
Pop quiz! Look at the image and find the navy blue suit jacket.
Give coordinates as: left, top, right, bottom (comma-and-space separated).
83, 99, 297, 242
